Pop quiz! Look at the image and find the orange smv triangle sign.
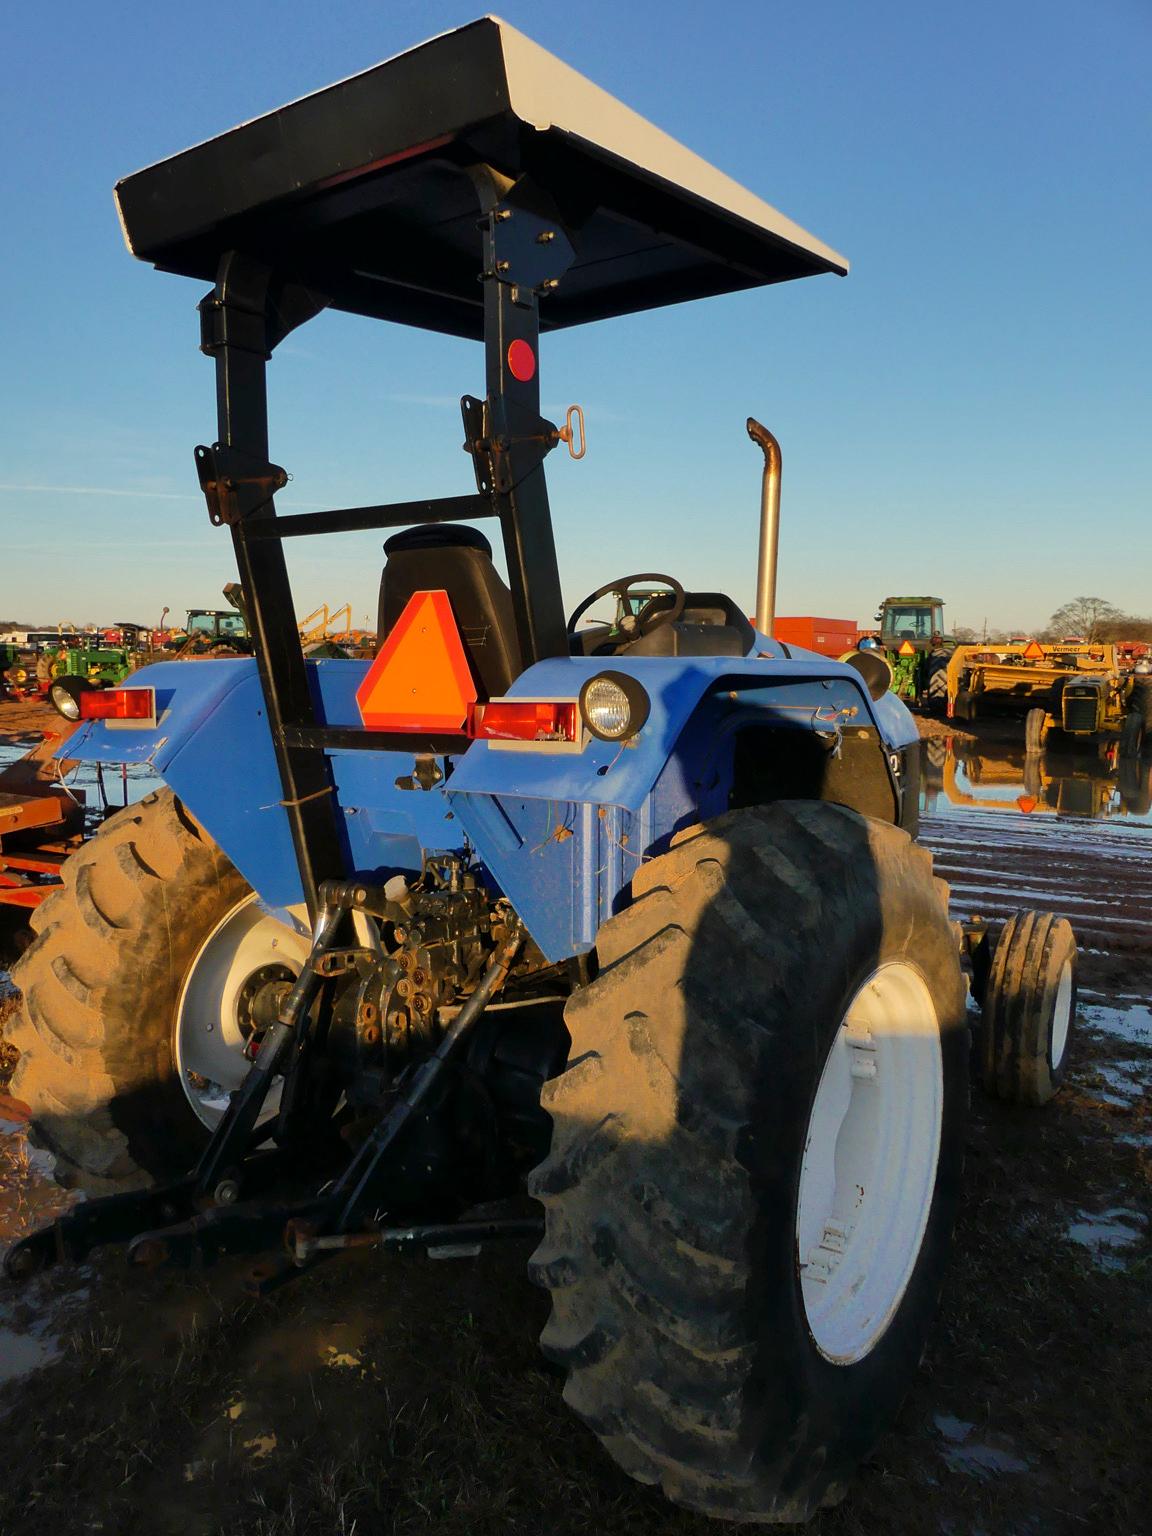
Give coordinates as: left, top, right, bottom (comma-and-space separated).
356, 589, 477, 732
1023, 640, 1045, 660
898, 640, 916, 656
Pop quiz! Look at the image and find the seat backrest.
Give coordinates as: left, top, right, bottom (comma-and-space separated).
376, 525, 522, 698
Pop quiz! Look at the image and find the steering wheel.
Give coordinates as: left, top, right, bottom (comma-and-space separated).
566, 573, 686, 641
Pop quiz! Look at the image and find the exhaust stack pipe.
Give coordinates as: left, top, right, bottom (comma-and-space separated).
747, 418, 781, 637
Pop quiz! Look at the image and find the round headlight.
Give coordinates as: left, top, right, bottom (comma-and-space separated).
50, 685, 82, 721
579, 671, 651, 742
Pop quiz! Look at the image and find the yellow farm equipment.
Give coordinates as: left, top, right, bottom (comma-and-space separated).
297, 603, 376, 656
298, 602, 353, 645
946, 641, 1140, 752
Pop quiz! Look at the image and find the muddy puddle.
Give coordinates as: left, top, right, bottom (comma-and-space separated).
0, 737, 163, 819
920, 733, 1152, 826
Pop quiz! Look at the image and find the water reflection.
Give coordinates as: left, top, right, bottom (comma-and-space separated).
0, 740, 162, 811
921, 735, 1152, 825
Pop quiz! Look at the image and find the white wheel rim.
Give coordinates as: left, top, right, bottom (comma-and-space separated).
796, 962, 944, 1365
1050, 959, 1074, 1071
173, 894, 310, 1128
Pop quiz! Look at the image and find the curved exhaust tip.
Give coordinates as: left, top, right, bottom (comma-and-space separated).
747, 419, 781, 637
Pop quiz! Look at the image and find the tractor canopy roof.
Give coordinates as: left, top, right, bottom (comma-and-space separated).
881, 597, 945, 607
114, 15, 847, 340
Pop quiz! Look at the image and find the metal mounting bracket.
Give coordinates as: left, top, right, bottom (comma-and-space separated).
195, 442, 289, 526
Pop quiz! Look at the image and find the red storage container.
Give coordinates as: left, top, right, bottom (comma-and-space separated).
773, 617, 859, 658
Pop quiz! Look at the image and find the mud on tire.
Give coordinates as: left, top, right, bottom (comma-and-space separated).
528, 801, 968, 1522
7, 790, 248, 1191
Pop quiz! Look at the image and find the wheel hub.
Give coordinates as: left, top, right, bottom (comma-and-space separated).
235, 964, 296, 1043
173, 895, 310, 1128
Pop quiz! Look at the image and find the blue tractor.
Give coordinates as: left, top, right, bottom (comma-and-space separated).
7, 18, 1078, 1522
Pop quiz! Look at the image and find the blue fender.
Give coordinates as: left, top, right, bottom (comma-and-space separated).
61, 648, 916, 962
59, 659, 462, 908
445, 650, 913, 958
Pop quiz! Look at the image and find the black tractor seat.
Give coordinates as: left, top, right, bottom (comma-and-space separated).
377, 525, 521, 698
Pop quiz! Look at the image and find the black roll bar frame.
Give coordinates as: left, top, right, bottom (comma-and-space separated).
193, 172, 578, 919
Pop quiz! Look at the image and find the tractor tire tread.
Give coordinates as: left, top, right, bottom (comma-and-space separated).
979, 909, 1076, 1104
529, 800, 965, 1522
7, 788, 247, 1189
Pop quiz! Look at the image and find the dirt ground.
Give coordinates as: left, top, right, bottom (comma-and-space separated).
916, 712, 977, 742
0, 697, 57, 747
0, 751, 1149, 1534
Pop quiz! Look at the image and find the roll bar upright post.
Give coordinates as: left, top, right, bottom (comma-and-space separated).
191, 173, 579, 917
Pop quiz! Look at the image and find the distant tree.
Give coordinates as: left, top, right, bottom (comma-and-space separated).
952, 625, 978, 643
1047, 596, 1122, 642
1097, 613, 1152, 643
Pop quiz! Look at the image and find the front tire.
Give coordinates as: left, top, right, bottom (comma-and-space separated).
7, 789, 303, 1191
529, 802, 968, 1522
977, 910, 1076, 1105
1025, 707, 1047, 754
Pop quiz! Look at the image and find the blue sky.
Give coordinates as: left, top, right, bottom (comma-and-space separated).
2, 0, 1149, 634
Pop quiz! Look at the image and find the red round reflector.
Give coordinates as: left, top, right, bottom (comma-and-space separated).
507, 339, 536, 382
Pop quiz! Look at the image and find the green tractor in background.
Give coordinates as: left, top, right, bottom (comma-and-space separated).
876, 595, 950, 709
165, 587, 252, 657
0, 640, 24, 697
43, 627, 149, 719
166, 608, 251, 655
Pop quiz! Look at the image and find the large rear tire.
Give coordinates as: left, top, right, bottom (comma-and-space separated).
6, 789, 304, 1191
1119, 680, 1150, 758
529, 802, 968, 1522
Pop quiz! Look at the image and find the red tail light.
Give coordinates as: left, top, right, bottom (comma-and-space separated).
470, 700, 578, 743
79, 687, 156, 722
